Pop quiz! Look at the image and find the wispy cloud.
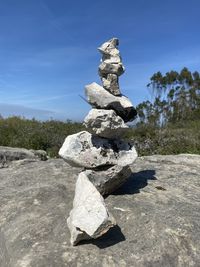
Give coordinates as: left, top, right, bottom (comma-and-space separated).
0, 103, 66, 120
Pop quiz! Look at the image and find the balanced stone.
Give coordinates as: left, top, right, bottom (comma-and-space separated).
84, 109, 128, 139
98, 38, 124, 78
67, 172, 116, 245
85, 82, 137, 122
83, 165, 132, 196
101, 73, 121, 95
59, 131, 138, 169
98, 38, 121, 60
99, 62, 125, 77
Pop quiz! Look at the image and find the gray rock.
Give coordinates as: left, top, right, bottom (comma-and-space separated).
85, 82, 137, 122
67, 172, 116, 245
83, 109, 128, 139
0, 146, 47, 167
98, 38, 120, 58
59, 131, 137, 168
29, 149, 48, 161
101, 74, 121, 95
98, 38, 122, 64
84, 165, 132, 196
0, 230, 10, 267
99, 62, 125, 76
0, 154, 200, 266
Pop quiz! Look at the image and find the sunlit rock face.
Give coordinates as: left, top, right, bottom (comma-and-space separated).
84, 108, 129, 139
59, 38, 138, 245
59, 131, 137, 169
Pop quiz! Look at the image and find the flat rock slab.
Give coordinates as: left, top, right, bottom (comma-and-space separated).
59, 131, 137, 168
0, 154, 200, 266
85, 82, 137, 122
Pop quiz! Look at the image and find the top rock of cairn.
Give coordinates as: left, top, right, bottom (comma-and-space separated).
98, 38, 124, 96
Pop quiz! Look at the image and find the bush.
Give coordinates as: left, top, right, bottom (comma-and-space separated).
0, 115, 199, 157
0, 116, 85, 157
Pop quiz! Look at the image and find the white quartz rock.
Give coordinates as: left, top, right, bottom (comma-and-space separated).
67, 172, 116, 245
84, 109, 128, 139
59, 131, 138, 168
85, 82, 137, 122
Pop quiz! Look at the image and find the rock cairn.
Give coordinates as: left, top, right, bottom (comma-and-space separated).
59, 38, 138, 246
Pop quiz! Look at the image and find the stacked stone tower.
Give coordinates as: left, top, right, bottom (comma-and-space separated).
59, 38, 138, 245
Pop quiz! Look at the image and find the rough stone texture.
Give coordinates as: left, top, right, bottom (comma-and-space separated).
0, 230, 10, 267
99, 62, 125, 77
101, 74, 121, 96
0, 153, 200, 266
67, 172, 116, 245
0, 146, 47, 167
83, 109, 128, 139
98, 38, 121, 62
59, 131, 137, 168
84, 165, 132, 196
85, 82, 137, 122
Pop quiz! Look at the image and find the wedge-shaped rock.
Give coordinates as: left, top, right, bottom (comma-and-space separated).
59, 131, 137, 168
101, 74, 121, 95
67, 172, 116, 245
84, 109, 128, 139
85, 82, 137, 122
84, 165, 132, 196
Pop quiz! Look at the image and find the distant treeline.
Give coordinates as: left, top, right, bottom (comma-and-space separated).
0, 116, 85, 157
0, 67, 199, 157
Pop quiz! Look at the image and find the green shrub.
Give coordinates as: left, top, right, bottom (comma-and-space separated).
0, 115, 199, 157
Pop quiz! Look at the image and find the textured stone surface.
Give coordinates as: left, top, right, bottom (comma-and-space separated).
67, 172, 116, 245
99, 62, 125, 76
98, 38, 120, 60
0, 230, 10, 267
0, 154, 200, 266
84, 165, 132, 196
85, 82, 137, 122
84, 109, 128, 139
0, 146, 47, 167
101, 74, 121, 95
59, 131, 137, 168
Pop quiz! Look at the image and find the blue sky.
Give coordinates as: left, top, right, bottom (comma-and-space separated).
0, 0, 200, 121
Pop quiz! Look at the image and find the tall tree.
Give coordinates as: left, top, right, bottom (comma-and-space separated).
137, 67, 200, 126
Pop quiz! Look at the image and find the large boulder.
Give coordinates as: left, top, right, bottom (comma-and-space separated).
59, 131, 137, 168
67, 172, 116, 245
83, 109, 128, 139
85, 82, 137, 122
0, 154, 200, 266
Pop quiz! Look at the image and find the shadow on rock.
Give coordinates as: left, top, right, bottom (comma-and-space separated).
79, 225, 125, 249
112, 169, 157, 195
